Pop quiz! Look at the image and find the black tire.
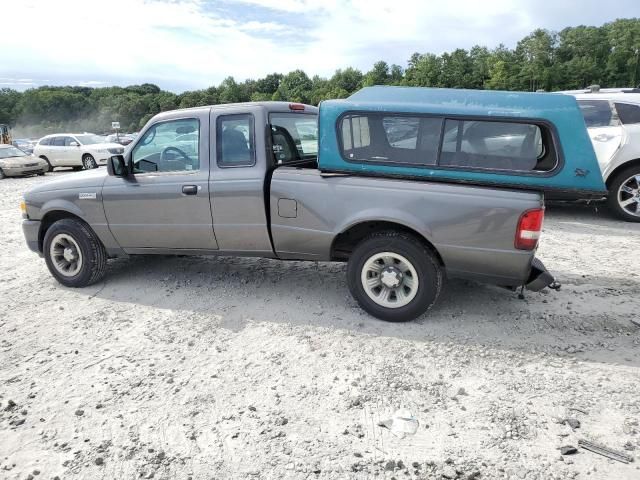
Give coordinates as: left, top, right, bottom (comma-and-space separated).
43, 218, 107, 287
40, 156, 53, 172
72, 166, 84, 171
82, 154, 98, 169
607, 165, 640, 222
347, 231, 443, 322
0, 168, 5, 179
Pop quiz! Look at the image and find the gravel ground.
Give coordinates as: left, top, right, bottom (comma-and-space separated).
1, 172, 640, 480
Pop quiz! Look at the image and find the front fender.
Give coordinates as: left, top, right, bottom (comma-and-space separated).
39, 198, 87, 221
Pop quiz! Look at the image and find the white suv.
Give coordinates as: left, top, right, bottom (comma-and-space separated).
565, 87, 640, 222
34, 133, 125, 171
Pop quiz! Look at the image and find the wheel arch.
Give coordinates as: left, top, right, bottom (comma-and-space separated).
38, 209, 90, 253
330, 219, 444, 266
606, 158, 640, 189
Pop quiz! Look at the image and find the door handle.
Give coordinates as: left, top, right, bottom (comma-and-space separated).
182, 185, 198, 195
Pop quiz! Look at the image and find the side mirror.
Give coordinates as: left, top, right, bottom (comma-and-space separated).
107, 155, 129, 177
69, 141, 79, 147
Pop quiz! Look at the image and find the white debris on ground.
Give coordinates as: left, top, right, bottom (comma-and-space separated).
1, 172, 640, 480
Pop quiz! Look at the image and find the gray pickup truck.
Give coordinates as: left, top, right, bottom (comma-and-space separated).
22, 89, 576, 322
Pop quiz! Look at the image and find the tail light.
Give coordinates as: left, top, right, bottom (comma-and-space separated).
288, 103, 305, 111
515, 208, 544, 250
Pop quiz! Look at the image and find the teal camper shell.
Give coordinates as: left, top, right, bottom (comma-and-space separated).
317, 86, 606, 196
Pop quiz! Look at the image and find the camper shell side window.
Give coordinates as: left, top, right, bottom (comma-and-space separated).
338, 112, 561, 175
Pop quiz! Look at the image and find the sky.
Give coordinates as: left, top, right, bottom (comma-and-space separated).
2, 0, 638, 93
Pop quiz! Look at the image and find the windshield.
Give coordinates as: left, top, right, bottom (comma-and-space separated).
75, 134, 107, 145
0, 146, 28, 159
269, 113, 318, 164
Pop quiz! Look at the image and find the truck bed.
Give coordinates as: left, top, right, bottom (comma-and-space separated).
269, 167, 544, 287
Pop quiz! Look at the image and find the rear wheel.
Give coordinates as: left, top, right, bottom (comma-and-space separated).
607, 166, 640, 222
43, 218, 107, 287
347, 231, 443, 322
82, 154, 98, 169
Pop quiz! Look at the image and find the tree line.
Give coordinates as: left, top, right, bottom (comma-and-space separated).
1, 18, 639, 135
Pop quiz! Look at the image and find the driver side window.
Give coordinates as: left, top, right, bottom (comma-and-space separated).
132, 118, 200, 173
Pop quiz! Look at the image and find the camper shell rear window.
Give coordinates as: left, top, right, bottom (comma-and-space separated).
339, 112, 560, 175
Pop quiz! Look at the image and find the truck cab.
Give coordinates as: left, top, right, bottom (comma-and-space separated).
101, 102, 318, 254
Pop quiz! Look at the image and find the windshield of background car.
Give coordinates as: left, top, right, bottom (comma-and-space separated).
269, 113, 318, 164
0, 146, 28, 159
75, 134, 107, 145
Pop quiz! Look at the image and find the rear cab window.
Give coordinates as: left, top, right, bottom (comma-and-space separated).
216, 114, 255, 168
339, 113, 558, 174
269, 113, 318, 165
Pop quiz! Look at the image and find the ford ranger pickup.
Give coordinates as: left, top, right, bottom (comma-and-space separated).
21, 87, 605, 321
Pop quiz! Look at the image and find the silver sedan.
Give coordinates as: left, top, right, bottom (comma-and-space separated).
0, 145, 49, 178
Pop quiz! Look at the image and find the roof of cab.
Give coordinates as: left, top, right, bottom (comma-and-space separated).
151, 101, 318, 122
330, 85, 579, 118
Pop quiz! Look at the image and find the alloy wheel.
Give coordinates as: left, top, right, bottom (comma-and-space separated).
617, 174, 640, 218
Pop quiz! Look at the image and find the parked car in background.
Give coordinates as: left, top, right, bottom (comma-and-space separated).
12, 138, 37, 154
105, 134, 135, 146
33, 134, 125, 171
563, 86, 640, 221
0, 144, 48, 178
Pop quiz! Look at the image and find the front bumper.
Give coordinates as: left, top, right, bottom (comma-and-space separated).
525, 257, 560, 292
3, 165, 47, 176
22, 219, 41, 254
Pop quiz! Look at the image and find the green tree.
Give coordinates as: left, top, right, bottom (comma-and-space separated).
329, 68, 363, 94
276, 70, 313, 103
363, 61, 391, 86
605, 18, 640, 86
515, 29, 557, 91
0, 88, 22, 126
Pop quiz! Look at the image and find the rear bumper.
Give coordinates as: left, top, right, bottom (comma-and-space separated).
22, 219, 41, 254
525, 257, 559, 292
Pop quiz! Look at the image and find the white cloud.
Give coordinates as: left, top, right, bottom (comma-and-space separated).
0, 0, 634, 91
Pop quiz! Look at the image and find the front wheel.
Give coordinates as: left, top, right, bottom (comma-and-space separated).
607, 166, 640, 222
347, 231, 443, 322
43, 218, 107, 287
40, 156, 52, 172
82, 154, 98, 169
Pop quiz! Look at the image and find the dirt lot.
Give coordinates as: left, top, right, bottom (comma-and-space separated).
1, 172, 640, 480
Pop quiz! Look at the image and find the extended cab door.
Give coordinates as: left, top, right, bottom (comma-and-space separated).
209, 106, 273, 255
102, 113, 218, 251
